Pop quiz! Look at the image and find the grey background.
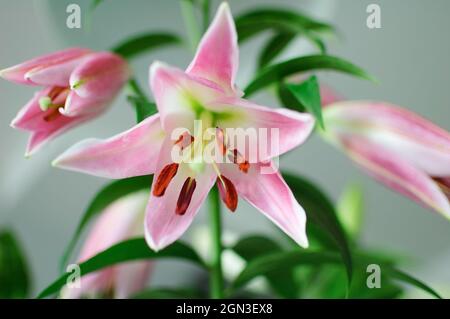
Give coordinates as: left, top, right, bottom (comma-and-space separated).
0, 0, 449, 296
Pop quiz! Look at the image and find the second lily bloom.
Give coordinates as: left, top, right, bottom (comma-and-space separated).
323, 101, 450, 218
0, 48, 129, 155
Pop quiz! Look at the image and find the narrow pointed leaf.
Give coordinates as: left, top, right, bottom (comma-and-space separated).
236, 8, 334, 44
384, 267, 442, 299
0, 230, 31, 298
258, 32, 296, 69
282, 172, 353, 287
40, 238, 204, 299
277, 82, 305, 112
232, 235, 299, 298
59, 175, 152, 271
245, 55, 375, 97
112, 33, 181, 60
231, 250, 340, 290
287, 75, 324, 128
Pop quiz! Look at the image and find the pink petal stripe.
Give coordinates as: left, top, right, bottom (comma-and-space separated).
210, 97, 315, 162
342, 137, 450, 218
145, 138, 216, 251
324, 101, 450, 176
186, 2, 239, 95
218, 161, 309, 247
70, 52, 129, 100
0, 48, 92, 85
149, 61, 224, 132
53, 114, 164, 178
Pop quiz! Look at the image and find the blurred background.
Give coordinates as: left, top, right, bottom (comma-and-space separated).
0, 0, 449, 296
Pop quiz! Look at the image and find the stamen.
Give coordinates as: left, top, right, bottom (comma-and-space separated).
176, 177, 197, 215
153, 163, 179, 197
216, 127, 227, 155
43, 108, 62, 122
217, 174, 238, 212
231, 149, 250, 173
40, 87, 70, 113
174, 132, 194, 151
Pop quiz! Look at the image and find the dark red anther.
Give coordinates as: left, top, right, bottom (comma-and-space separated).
153, 163, 179, 197
217, 175, 238, 212
176, 177, 197, 215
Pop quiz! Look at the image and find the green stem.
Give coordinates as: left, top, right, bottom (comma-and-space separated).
127, 77, 147, 100
208, 186, 224, 299
180, 0, 201, 53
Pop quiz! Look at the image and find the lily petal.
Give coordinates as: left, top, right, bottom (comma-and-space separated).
149, 61, 224, 131
218, 161, 309, 247
53, 114, 165, 179
70, 52, 129, 101
145, 139, 216, 251
341, 137, 450, 218
186, 2, 239, 95
210, 97, 315, 162
324, 101, 450, 176
63, 90, 110, 117
114, 261, 153, 299
1, 48, 92, 86
25, 115, 94, 156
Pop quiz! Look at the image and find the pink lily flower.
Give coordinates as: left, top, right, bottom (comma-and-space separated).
53, 3, 315, 251
322, 101, 450, 218
61, 191, 153, 299
0, 48, 129, 155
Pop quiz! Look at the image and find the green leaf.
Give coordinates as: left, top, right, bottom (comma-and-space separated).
258, 32, 296, 69
127, 96, 157, 123
40, 238, 204, 299
287, 75, 324, 128
126, 78, 155, 123
276, 82, 305, 112
0, 230, 31, 298
282, 172, 353, 287
384, 267, 442, 299
231, 250, 340, 290
236, 8, 334, 46
133, 287, 205, 299
337, 183, 364, 238
232, 235, 299, 298
112, 33, 180, 60
245, 55, 376, 97
59, 175, 152, 271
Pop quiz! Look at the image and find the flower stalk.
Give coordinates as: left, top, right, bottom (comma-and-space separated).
208, 186, 224, 299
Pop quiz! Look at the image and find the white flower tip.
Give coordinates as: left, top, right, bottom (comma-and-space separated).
149, 60, 169, 77
9, 118, 18, 129
51, 158, 59, 167
299, 236, 309, 249
218, 1, 230, 12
